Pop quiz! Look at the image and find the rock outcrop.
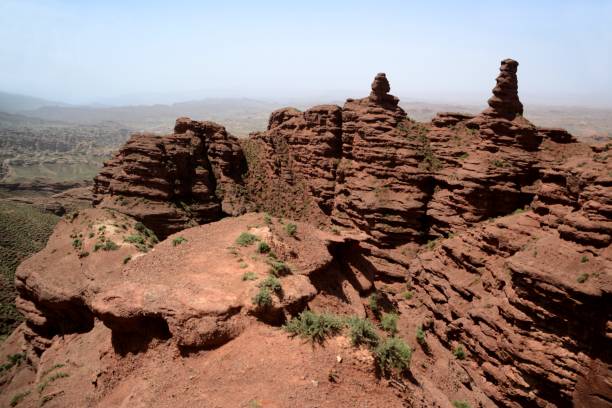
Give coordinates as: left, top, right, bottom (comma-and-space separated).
2, 59, 610, 408
483, 58, 524, 119
92, 118, 248, 238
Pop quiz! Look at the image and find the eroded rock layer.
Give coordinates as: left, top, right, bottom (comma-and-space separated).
93, 118, 248, 238
3, 59, 611, 408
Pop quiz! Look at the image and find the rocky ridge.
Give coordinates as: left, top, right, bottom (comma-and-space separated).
1, 59, 610, 408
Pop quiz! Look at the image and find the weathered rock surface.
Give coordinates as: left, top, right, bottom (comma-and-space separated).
409, 208, 611, 407
3, 59, 611, 408
92, 118, 248, 238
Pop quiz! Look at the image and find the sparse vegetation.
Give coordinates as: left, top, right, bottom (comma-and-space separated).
416, 325, 426, 345
263, 213, 272, 225
580, 255, 589, 263
94, 239, 118, 251
492, 159, 507, 168
268, 259, 291, 276
381, 313, 398, 335
134, 222, 158, 243
0, 202, 59, 337
252, 274, 282, 308
346, 316, 380, 347
453, 345, 466, 360
71, 238, 82, 250
236, 232, 258, 246
252, 287, 272, 307
259, 275, 281, 292
374, 337, 412, 375
172, 236, 187, 246
368, 292, 380, 314
258, 241, 271, 254
0, 352, 26, 373
284, 311, 343, 343
577, 273, 589, 283
9, 390, 30, 407
40, 363, 65, 377
37, 371, 69, 394
248, 399, 262, 408
452, 401, 472, 408
242, 272, 257, 281
426, 239, 438, 250
402, 290, 414, 300
285, 223, 297, 237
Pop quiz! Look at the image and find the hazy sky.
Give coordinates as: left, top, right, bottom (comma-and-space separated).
1, 0, 611, 107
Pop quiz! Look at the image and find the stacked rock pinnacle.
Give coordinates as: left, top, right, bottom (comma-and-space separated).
484, 58, 524, 119
368, 72, 399, 107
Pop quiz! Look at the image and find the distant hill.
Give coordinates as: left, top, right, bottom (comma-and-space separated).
0, 91, 66, 114
18, 98, 280, 136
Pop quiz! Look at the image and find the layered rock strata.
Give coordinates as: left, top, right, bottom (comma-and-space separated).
93, 118, 248, 238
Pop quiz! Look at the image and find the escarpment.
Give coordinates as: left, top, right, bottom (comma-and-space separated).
3, 59, 610, 408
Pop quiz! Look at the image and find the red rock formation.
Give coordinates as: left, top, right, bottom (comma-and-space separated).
243, 105, 342, 219
484, 58, 524, 119
3, 60, 610, 408
93, 118, 247, 238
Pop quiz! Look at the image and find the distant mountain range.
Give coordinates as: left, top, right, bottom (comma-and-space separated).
0, 91, 68, 114
1, 90, 611, 141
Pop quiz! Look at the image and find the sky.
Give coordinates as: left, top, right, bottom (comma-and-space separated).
0, 0, 611, 107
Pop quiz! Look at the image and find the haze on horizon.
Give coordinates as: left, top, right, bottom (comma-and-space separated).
1, 0, 611, 108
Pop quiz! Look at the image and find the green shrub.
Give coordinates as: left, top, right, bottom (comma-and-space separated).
580, 255, 589, 263
9, 390, 30, 407
259, 275, 281, 292
381, 313, 398, 335
453, 345, 466, 360
268, 259, 291, 276
0, 353, 25, 373
416, 325, 426, 345
242, 272, 257, 281
263, 213, 272, 225
258, 242, 271, 254
124, 234, 146, 245
239, 262, 248, 269
368, 292, 380, 314
285, 223, 297, 237
37, 371, 69, 394
236, 232, 258, 246
248, 400, 262, 408
252, 287, 272, 307
172, 236, 187, 246
134, 222, 158, 243
284, 311, 343, 343
94, 240, 119, 252
40, 363, 65, 377
374, 337, 412, 375
452, 401, 472, 408
577, 273, 589, 283
346, 316, 379, 348
71, 238, 82, 250
402, 291, 413, 300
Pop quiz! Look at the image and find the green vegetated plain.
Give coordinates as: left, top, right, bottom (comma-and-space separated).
0, 201, 60, 339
